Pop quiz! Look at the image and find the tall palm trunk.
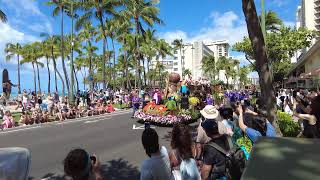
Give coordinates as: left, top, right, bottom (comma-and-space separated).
111, 37, 116, 90
88, 41, 94, 90
53, 56, 65, 96
46, 56, 51, 93
96, 7, 107, 90
142, 59, 146, 86
51, 46, 58, 92
179, 48, 183, 79
135, 17, 141, 90
89, 57, 93, 90
32, 63, 37, 93
36, 62, 41, 93
60, 6, 70, 95
74, 68, 79, 92
147, 58, 151, 85
102, 38, 107, 89
17, 53, 21, 94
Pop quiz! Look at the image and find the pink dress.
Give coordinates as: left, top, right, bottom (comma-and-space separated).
2, 115, 14, 129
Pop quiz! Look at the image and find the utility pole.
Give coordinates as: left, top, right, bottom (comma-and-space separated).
261, 0, 266, 42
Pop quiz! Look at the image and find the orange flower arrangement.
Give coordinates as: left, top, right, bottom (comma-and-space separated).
143, 102, 157, 112
154, 105, 168, 114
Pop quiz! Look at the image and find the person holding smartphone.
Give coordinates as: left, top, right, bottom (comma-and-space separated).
64, 148, 102, 180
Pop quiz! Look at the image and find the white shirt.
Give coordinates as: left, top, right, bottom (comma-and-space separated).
140, 146, 174, 180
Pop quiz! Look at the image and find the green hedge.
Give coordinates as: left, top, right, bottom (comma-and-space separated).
277, 111, 301, 137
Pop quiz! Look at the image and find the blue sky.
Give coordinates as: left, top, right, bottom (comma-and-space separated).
0, 0, 300, 93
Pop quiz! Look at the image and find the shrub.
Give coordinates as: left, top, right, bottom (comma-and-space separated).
277, 110, 301, 137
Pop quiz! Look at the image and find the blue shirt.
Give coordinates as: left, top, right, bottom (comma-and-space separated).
245, 123, 276, 143
181, 85, 188, 94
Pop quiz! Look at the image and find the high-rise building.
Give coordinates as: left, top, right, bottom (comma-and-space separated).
150, 40, 230, 80
292, 0, 319, 62
286, 0, 320, 89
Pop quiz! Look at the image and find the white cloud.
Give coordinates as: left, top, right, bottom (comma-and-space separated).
3, 0, 42, 16
27, 22, 53, 34
3, 0, 53, 34
0, 22, 40, 67
159, 11, 248, 45
158, 30, 188, 43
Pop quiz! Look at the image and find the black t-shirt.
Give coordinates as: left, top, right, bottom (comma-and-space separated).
203, 135, 229, 179
181, 97, 189, 109
303, 121, 320, 138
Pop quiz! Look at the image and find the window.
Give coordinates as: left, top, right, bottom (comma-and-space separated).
174, 50, 178, 54
174, 62, 178, 66
174, 68, 178, 71
174, 56, 178, 60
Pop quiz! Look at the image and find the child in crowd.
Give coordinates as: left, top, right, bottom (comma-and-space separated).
42, 109, 49, 123
19, 111, 30, 125
1, 111, 14, 130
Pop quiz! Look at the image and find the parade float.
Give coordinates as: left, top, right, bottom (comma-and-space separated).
134, 72, 224, 126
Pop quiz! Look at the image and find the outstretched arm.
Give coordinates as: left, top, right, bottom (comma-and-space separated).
237, 105, 247, 132
293, 113, 317, 125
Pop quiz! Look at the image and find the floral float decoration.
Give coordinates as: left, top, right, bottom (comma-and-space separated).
135, 102, 192, 125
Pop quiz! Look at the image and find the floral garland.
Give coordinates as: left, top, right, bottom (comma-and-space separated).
134, 111, 192, 125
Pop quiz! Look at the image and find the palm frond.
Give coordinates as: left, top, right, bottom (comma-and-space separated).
76, 11, 93, 31
0, 10, 8, 22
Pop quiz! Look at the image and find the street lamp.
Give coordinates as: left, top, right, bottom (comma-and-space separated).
261, 0, 266, 42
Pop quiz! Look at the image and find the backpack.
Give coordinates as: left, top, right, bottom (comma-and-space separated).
205, 140, 247, 180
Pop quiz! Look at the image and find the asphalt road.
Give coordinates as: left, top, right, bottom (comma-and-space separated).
0, 110, 192, 180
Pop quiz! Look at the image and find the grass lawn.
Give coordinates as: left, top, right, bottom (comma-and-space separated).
12, 113, 21, 123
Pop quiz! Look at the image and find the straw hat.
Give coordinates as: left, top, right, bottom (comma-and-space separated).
200, 105, 219, 119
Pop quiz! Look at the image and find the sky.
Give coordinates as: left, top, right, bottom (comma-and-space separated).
0, 0, 300, 93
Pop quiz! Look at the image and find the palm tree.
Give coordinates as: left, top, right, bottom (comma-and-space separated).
76, 0, 121, 90
172, 39, 184, 77
155, 39, 172, 87
201, 55, 216, 81
141, 29, 157, 86
259, 10, 283, 32
5, 43, 22, 93
79, 22, 98, 90
46, 0, 71, 94
0, 9, 7, 22
239, 66, 250, 88
40, 33, 65, 94
116, 14, 134, 89
183, 69, 192, 79
105, 18, 118, 89
20, 42, 44, 92
123, 0, 163, 89
40, 39, 52, 93
216, 56, 232, 87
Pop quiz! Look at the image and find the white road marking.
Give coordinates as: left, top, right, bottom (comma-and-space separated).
0, 126, 41, 134
84, 119, 100, 124
0, 110, 131, 134
132, 124, 155, 130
